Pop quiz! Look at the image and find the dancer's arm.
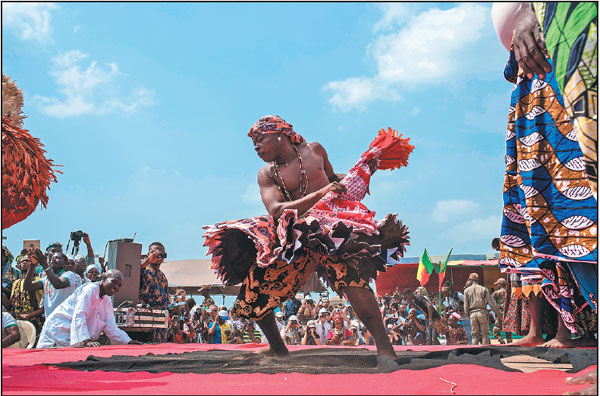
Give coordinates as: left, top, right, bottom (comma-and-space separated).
258, 168, 346, 219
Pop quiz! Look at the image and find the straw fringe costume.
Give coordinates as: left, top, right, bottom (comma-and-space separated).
203, 117, 413, 320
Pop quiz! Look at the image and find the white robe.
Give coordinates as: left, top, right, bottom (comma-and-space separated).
37, 282, 131, 348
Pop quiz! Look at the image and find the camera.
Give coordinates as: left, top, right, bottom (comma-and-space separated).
70, 230, 84, 241
157, 252, 167, 259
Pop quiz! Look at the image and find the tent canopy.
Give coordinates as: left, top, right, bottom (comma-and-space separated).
160, 259, 326, 296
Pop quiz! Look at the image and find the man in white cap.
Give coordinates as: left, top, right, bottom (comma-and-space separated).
274, 311, 285, 332
281, 314, 303, 345
464, 273, 500, 345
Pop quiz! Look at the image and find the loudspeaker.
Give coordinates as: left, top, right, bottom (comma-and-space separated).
107, 240, 142, 306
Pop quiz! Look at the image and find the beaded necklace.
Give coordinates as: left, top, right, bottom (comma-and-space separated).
272, 145, 309, 201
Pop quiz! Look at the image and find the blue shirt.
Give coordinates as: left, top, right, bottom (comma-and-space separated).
209, 322, 222, 344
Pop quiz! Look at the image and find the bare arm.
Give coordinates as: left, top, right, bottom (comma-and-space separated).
23, 251, 44, 292
2, 325, 20, 347
1, 293, 10, 310
258, 167, 345, 219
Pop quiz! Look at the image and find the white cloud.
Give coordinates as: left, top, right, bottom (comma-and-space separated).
443, 215, 501, 243
432, 199, 479, 223
325, 3, 488, 112
2, 3, 58, 43
35, 50, 156, 118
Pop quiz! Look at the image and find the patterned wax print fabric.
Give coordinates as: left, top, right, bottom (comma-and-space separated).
533, 2, 598, 196
499, 50, 597, 334
247, 115, 305, 145
10, 277, 44, 333
203, 136, 410, 320
139, 267, 169, 310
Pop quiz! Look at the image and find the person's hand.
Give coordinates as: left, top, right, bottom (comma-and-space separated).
146, 250, 161, 264
367, 159, 379, 175
128, 340, 142, 345
513, 5, 552, 80
83, 232, 91, 246
321, 181, 347, 196
30, 249, 48, 269
98, 257, 105, 265
85, 340, 101, 347
18, 313, 29, 320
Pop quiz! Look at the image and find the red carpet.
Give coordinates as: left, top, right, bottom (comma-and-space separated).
2, 344, 596, 395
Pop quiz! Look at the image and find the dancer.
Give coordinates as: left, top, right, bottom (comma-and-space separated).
203, 115, 413, 371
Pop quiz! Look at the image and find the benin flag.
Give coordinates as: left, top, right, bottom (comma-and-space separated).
416, 249, 434, 286
437, 248, 453, 291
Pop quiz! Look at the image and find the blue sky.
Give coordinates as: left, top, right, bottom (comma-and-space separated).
2, 2, 512, 262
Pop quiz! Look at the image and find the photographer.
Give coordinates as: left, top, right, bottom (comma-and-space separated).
297, 296, 317, 324
405, 308, 426, 345
139, 242, 169, 343
301, 320, 321, 345
241, 319, 263, 344
281, 315, 303, 345
326, 314, 352, 345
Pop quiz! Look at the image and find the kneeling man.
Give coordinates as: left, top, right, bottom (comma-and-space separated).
37, 269, 140, 348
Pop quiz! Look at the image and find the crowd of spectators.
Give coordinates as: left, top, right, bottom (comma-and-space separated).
1, 234, 509, 349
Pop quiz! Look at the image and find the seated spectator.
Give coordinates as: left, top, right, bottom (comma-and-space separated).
23, 249, 83, 318
437, 313, 468, 345
405, 308, 426, 345
36, 270, 141, 348
241, 319, 263, 344
348, 322, 360, 345
359, 328, 375, 345
404, 288, 440, 345
84, 265, 100, 282
301, 320, 321, 345
326, 314, 353, 346
281, 315, 303, 345
1, 311, 20, 348
3, 254, 45, 335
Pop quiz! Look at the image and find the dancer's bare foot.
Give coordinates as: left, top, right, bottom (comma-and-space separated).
564, 370, 597, 395
255, 345, 289, 357
542, 337, 577, 348
376, 355, 401, 373
511, 333, 544, 346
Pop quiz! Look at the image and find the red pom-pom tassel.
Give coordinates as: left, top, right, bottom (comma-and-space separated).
364, 127, 415, 170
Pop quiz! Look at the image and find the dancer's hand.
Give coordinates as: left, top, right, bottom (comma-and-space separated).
321, 181, 347, 196
513, 5, 552, 79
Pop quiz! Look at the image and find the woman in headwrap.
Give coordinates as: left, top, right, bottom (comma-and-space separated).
84, 265, 101, 282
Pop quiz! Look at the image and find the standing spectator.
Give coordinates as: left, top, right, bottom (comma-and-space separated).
73, 256, 88, 283
2, 246, 22, 297
84, 265, 100, 282
464, 273, 500, 345
281, 315, 303, 345
217, 310, 232, 343
359, 328, 375, 346
301, 320, 321, 345
314, 308, 331, 344
440, 281, 464, 315
23, 249, 83, 318
207, 310, 227, 344
2, 311, 20, 348
403, 288, 441, 345
274, 311, 285, 332
492, 277, 512, 344
326, 314, 353, 345
283, 294, 302, 321
36, 270, 141, 348
139, 242, 170, 343
5, 254, 44, 334
198, 286, 215, 310
297, 297, 317, 324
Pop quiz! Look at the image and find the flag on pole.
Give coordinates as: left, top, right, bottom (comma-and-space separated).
437, 248, 453, 291
416, 249, 434, 286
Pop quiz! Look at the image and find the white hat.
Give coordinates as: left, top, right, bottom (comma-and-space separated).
307, 320, 317, 328
218, 310, 228, 319
275, 311, 284, 317
288, 315, 299, 322
319, 308, 328, 314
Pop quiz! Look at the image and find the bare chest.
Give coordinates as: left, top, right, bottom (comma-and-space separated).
273, 147, 329, 200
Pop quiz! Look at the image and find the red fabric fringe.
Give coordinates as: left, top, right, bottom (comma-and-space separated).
363, 127, 415, 170
2, 117, 62, 229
